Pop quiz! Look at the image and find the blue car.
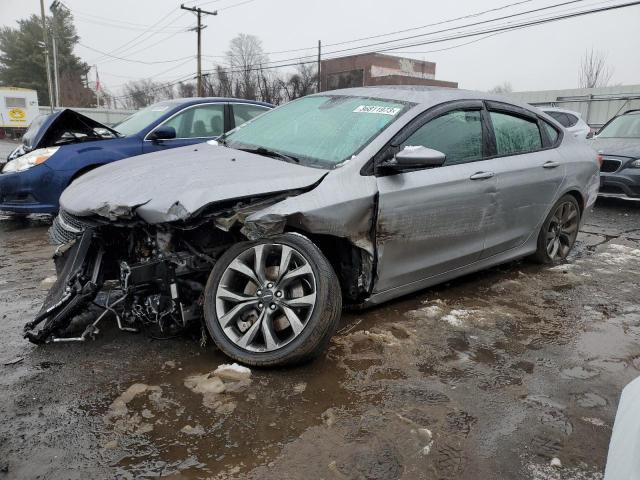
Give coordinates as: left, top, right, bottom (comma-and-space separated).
0, 98, 272, 215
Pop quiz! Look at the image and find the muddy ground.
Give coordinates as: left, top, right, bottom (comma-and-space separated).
1, 197, 639, 479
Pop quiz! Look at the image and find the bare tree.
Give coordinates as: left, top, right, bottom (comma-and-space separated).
579, 49, 613, 89
177, 81, 196, 98
488, 81, 513, 94
122, 79, 160, 109
226, 34, 267, 100
158, 84, 175, 100
282, 63, 317, 101
257, 65, 284, 105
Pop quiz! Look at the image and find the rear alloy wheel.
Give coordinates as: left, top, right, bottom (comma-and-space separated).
533, 194, 581, 264
204, 234, 342, 367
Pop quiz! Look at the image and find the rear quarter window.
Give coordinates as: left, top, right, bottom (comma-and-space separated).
564, 113, 579, 127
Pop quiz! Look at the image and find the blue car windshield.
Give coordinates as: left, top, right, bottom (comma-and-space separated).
114, 101, 176, 136
224, 95, 411, 168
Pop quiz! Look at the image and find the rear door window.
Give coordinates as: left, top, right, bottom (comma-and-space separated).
541, 121, 560, 145
162, 104, 225, 138
400, 110, 483, 166
490, 111, 542, 156
233, 104, 270, 127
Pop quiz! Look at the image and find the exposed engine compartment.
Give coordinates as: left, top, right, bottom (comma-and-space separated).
25, 211, 238, 344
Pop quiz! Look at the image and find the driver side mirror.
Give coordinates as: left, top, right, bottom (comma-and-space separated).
148, 125, 176, 142
378, 146, 446, 173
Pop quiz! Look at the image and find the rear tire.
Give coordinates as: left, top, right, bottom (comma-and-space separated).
203, 233, 342, 367
532, 194, 581, 264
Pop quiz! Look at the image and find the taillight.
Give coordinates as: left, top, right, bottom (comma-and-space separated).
597, 154, 603, 167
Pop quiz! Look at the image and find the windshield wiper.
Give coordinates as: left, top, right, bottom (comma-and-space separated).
239, 146, 300, 164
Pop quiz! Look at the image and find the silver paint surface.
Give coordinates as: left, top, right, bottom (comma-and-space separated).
60, 86, 600, 303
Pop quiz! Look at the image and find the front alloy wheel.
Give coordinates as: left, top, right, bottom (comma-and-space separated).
204, 234, 342, 366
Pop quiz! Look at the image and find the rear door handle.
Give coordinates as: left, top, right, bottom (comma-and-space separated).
543, 161, 561, 169
470, 171, 495, 180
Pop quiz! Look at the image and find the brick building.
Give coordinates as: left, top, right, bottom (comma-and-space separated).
320, 53, 458, 91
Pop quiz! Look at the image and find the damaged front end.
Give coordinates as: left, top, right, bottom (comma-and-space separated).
25, 193, 308, 344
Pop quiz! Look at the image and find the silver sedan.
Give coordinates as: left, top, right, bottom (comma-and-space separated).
33, 86, 600, 366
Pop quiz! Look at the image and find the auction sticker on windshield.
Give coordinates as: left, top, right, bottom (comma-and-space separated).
353, 105, 402, 115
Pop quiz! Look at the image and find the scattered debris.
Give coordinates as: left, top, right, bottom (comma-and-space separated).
550, 457, 562, 468
2, 356, 24, 366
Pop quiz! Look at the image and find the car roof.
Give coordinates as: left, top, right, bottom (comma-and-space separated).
160, 97, 274, 108
541, 106, 582, 117
312, 85, 539, 113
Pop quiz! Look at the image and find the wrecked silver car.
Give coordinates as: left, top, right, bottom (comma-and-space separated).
25, 86, 600, 366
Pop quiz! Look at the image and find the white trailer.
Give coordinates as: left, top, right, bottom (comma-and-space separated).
0, 87, 40, 138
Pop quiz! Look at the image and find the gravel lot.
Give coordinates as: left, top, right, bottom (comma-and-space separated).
1, 190, 639, 479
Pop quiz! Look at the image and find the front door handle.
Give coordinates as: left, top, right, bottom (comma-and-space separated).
470, 171, 495, 180
543, 161, 561, 169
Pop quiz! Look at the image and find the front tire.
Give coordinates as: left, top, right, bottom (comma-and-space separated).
532, 194, 581, 264
203, 233, 342, 367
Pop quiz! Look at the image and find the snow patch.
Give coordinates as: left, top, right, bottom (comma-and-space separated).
441, 309, 474, 327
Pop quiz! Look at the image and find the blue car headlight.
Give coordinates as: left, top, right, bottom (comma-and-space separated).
630, 159, 640, 169
2, 147, 59, 173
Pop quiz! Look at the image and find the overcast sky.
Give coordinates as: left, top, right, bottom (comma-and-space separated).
1, 0, 639, 97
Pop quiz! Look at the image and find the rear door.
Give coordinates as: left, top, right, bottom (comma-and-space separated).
481, 102, 566, 258
143, 103, 227, 153
374, 101, 498, 293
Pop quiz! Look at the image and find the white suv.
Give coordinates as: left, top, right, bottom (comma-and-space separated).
542, 107, 591, 140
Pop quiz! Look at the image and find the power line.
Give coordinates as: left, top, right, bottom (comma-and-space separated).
110, 0, 640, 101
78, 42, 194, 65
257, 0, 538, 57
196, 0, 592, 74
69, 10, 189, 32
198, 0, 639, 76
82, 7, 187, 63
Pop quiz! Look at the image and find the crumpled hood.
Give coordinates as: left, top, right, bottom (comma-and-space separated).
60, 143, 328, 223
8, 109, 120, 161
589, 137, 640, 159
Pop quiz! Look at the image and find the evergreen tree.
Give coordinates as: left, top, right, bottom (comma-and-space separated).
0, 6, 95, 107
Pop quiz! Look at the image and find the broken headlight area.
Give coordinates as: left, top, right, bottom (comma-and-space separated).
26, 215, 238, 344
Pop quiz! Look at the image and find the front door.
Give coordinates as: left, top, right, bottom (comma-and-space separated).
374, 105, 497, 293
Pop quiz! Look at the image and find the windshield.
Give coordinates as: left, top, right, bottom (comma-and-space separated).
114, 101, 175, 136
598, 113, 640, 139
224, 95, 411, 168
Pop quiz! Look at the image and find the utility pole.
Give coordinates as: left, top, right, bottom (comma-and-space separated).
39, 0, 54, 113
180, 4, 217, 97
94, 65, 101, 108
317, 40, 322, 93
51, 36, 60, 107
50, 1, 61, 107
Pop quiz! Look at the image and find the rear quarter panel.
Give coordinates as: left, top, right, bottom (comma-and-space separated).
557, 134, 600, 220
